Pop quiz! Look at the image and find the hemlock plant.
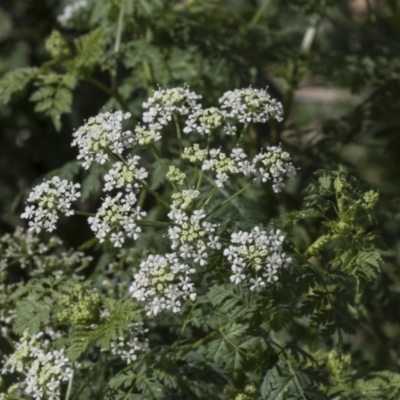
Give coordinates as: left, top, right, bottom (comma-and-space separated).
1, 1, 400, 400
0, 86, 392, 400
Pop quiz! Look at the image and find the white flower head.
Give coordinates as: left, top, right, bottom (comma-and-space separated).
88, 191, 146, 246
71, 111, 134, 169
223, 227, 291, 291
129, 253, 196, 317
21, 177, 81, 233
219, 87, 283, 124
142, 86, 202, 127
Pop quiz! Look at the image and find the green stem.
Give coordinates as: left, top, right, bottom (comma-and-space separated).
249, 0, 273, 25
136, 219, 169, 228
198, 185, 217, 208
84, 76, 133, 119
176, 377, 201, 400
142, 61, 156, 94
137, 187, 147, 208
174, 330, 217, 362
173, 112, 183, 155
150, 146, 178, 191
206, 182, 253, 218
196, 132, 212, 190
65, 369, 74, 400
114, 7, 124, 53
138, 179, 170, 207
236, 122, 249, 144
74, 210, 95, 217
70, 361, 107, 400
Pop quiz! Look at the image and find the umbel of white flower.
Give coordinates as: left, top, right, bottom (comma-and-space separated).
108, 321, 149, 365
142, 86, 202, 126
1, 331, 73, 400
21, 176, 81, 233
71, 110, 134, 169
219, 87, 284, 123
88, 191, 146, 247
129, 253, 196, 317
223, 227, 292, 292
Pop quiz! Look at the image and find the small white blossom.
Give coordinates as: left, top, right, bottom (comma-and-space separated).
88, 191, 146, 246
184, 107, 226, 135
223, 227, 291, 291
108, 322, 149, 364
129, 253, 196, 317
142, 86, 202, 127
251, 145, 296, 192
21, 177, 80, 233
134, 123, 162, 146
57, 0, 87, 27
181, 143, 208, 163
219, 87, 283, 124
1, 332, 73, 400
71, 111, 134, 169
104, 155, 148, 191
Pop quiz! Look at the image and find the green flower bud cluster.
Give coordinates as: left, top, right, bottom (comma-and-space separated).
211, 151, 238, 174
181, 143, 208, 163
223, 385, 257, 400
185, 107, 225, 135
363, 190, 379, 211
327, 349, 351, 382
180, 221, 206, 244
134, 124, 161, 146
57, 284, 101, 325
45, 30, 70, 59
334, 177, 379, 224
172, 189, 200, 210
166, 166, 186, 185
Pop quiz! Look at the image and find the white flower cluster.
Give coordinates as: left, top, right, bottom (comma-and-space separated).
219, 87, 283, 123
129, 253, 196, 317
134, 124, 162, 146
57, 0, 87, 27
252, 146, 296, 192
198, 145, 295, 191
166, 166, 186, 186
168, 191, 221, 265
202, 148, 240, 187
181, 143, 208, 163
184, 107, 225, 135
21, 177, 80, 233
88, 192, 146, 247
223, 227, 291, 292
109, 322, 149, 365
71, 111, 134, 169
1, 332, 73, 400
142, 86, 202, 126
104, 156, 148, 191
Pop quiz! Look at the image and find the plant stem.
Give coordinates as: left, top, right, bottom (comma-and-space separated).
236, 122, 249, 144
114, 7, 124, 53
74, 210, 95, 217
173, 112, 183, 155
84, 76, 133, 119
199, 185, 217, 208
174, 330, 217, 362
138, 179, 170, 207
136, 219, 169, 228
65, 369, 74, 400
196, 131, 212, 190
249, 0, 273, 25
150, 146, 178, 191
206, 182, 253, 218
